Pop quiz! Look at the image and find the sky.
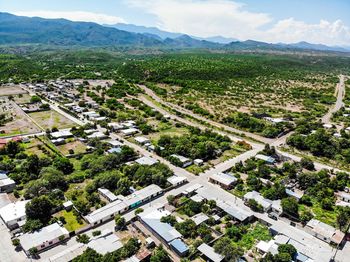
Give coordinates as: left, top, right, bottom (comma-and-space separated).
1, 0, 350, 46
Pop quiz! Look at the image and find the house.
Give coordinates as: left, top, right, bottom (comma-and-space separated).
305, 219, 345, 245
194, 159, 204, 166
51, 138, 66, 146
108, 122, 124, 131
255, 154, 276, 164
87, 229, 123, 255
51, 130, 73, 139
120, 128, 139, 136
87, 132, 108, 140
106, 139, 123, 148
170, 154, 192, 168
191, 213, 209, 226
243, 191, 272, 212
285, 189, 304, 201
167, 176, 188, 187
0, 200, 29, 229
338, 192, 350, 203
107, 147, 122, 154
135, 156, 158, 166
208, 172, 237, 189
215, 200, 253, 223
98, 188, 118, 202
85, 184, 163, 225
134, 136, 150, 145
0, 193, 11, 209
139, 206, 188, 257
197, 243, 224, 262
0, 173, 15, 193
63, 201, 73, 211
19, 223, 69, 255
169, 239, 189, 257
323, 124, 333, 129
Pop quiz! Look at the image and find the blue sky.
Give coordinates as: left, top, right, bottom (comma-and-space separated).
1, 0, 350, 46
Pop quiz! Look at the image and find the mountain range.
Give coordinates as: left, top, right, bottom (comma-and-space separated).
0, 12, 349, 53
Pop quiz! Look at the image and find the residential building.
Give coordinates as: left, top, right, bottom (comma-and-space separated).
170, 154, 192, 168
135, 156, 158, 166
208, 172, 237, 189
191, 213, 209, 226
19, 223, 69, 255
98, 188, 118, 202
120, 128, 139, 136
0, 200, 29, 229
194, 159, 204, 166
255, 154, 276, 164
134, 136, 150, 145
51, 130, 73, 139
87, 229, 123, 255
85, 184, 163, 225
244, 191, 272, 212
167, 176, 188, 187
338, 192, 350, 203
285, 189, 304, 202
305, 219, 345, 245
169, 239, 189, 257
0, 172, 15, 193
197, 243, 224, 262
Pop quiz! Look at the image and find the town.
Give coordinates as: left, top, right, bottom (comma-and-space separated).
0, 75, 349, 262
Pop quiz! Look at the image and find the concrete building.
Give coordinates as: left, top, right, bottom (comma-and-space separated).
208, 172, 237, 189
285, 189, 304, 201
51, 130, 73, 139
167, 176, 188, 187
338, 192, 350, 203
197, 243, 224, 262
191, 213, 209, 226
243, 191, 272, 212
255, 154, 276, 164
0, 200, 29, 229
134, 136, 150, 145
305, 219, 345, 245
85, 184, 163, 225
98, 188, 118, 202
170, 154, 192, 168
19, 223, 69, 255
87, 229, 123, 255
120, 128, 139, 136
194, 159, 204, 166
138, 206, 189, 257
0, 172, 15, 193
135, 156, 158, 166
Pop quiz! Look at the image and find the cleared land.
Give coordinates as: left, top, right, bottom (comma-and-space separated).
28, 110, 76, 130
0, 85, 27, 96
56, 140, 87, 156
0, 98, 40, 136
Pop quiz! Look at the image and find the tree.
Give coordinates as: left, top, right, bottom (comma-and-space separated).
22, 219, 43, 232
281, 197, 299, 218
29, 247, 38, 257
337, 210, 350, 232
12, 238, 20, 247
300, 210, 313, 224
30, 95, 41, 103
115, 215, 126, 230
247, 199, 263, 212
167, 195, 175, 205
151, 245, 171, 262
135, 208, 144, 215
214, 237, 243, 262
73, 248, 102, 262
76, 234, 90, 244
53, 157, 74, 174
25, 195, 54, 223
300, 157, 315, 170
278, 244, 297, 258
274, 253, 292, 262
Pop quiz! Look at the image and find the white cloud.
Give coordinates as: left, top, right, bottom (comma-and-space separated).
126, 0, 272, 39
263, 18, 350, 46
12, 10, 126, 25
125, 0, 350, 46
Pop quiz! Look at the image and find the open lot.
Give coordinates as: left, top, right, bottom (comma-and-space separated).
54, 210, 87, 232
56, 140, 87, 156
0, 98, 40, 136
0, 85, 27, 96
28, 110, 76, 130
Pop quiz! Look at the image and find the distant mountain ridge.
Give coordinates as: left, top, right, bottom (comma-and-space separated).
0, 12, 349, 53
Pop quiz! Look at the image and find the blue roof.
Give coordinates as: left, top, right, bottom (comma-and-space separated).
170, 239, 189, 254
142, 218, 182, 243
108, 147, 122, 154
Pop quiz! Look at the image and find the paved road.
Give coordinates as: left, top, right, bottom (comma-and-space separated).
322, 75, 346, 124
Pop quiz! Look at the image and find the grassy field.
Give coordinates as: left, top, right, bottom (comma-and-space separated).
29, 110, 76, 130
54, 210, 87, 232
56, 140, 87, 156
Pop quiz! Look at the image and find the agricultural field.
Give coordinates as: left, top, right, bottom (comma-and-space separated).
28, 110, 76, 130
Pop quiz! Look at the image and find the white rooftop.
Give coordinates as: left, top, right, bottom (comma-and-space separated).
0, 200, 29, 223
87, 229, 123, 255
51, 130, 73, 139
19, 223, 69, 251
167, 176, 187, 186
209, 172, 237, 186
135, 156, 158, 166
197, 243, 224, 262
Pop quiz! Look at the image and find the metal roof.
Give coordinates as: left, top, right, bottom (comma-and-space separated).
197, 243, 224, 262
169, 239, 189, 254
